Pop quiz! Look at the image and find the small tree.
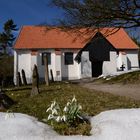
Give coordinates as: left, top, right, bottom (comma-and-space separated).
31, 65, 39, 96
21, 69, 27, 86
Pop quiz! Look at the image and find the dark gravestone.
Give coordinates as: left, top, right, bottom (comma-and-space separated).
0, 89, 15, 109
17, 72, 22, 87
50, 69, 54, 82
21, 69, 27, 86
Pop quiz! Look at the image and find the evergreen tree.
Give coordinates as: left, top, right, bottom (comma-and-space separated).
0, 19, 18, 54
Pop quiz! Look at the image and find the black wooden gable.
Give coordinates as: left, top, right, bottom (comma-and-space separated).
75, 32, 118, 63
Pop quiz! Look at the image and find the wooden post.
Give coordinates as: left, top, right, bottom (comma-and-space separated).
50, 69, 54, 82
44, 55, 49, 86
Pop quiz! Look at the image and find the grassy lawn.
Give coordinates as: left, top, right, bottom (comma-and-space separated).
3, 82, 140, 135
103, 70, 140, 84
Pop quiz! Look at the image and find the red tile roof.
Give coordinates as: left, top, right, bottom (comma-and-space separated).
14, 26, 139, 50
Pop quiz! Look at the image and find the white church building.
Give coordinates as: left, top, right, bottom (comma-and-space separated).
14, 26, 139, 84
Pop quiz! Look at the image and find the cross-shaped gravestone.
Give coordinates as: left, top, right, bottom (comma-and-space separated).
120, 64, 125, 71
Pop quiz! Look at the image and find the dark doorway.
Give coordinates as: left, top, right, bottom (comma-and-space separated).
92, 61, 103, 77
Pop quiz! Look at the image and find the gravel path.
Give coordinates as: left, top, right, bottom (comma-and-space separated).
81, 82, 140, 100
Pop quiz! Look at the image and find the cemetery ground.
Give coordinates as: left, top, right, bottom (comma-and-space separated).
2, 80, 140, 135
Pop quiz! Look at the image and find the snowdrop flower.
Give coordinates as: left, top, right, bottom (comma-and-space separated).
55, 104, 60, 110
46, 107, 51, 112
66, 101, 71, 106
63, 106, 68, 112
72, 96, 77, 102
78, 105, 82, 110
47, 114, 54, 120
52, 109, 58, 115
53, 100, 56, 106
61, 115, 67, 122
50, 102, 55, 109
56, 116, 61, 122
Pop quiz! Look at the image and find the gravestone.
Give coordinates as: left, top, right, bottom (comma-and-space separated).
50, 69, 54, 82
17, 72, 22, 87
31, 65, 39, 96
21, 69, 27, 85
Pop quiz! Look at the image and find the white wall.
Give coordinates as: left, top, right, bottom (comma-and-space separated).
122, 54, 128, 71
116, 50, 139, 71
14, 50, 18, 85
15, 49, 138, 84
55, 54, 62, 81
117, 52, 128, 71
16, 50, 31, 84
81, 51, 92, 78
15, 49, 81, 83
37, 49, 56, 81
126, 50, 139, 70
103, 51, 117, 76
117, 52, 123, 70
80, 50, 139, 78
61, 49, 80, 80
80, 51, 118, 77
36, 49, 80, 81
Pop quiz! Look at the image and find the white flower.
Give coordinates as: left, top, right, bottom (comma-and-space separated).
52, 109, 58, 115
56, 116, 61, 122
72, 96, 77, 102
66, 101, 71, 106
46, 107, 51, 112
61, 115, 67, 122
50, 103, 54, 109
47, 114, 54, 120
52, 101, 56, 106
63, 106, 68, 112
55, 104, 60, 110
78, 105, 82, 110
